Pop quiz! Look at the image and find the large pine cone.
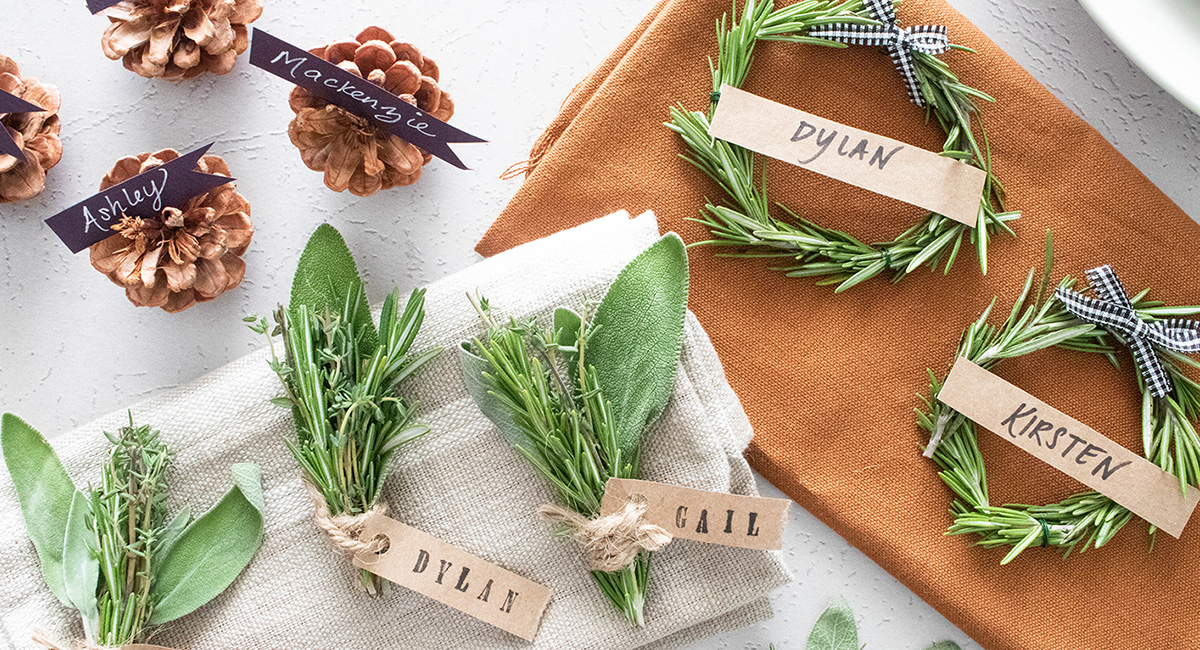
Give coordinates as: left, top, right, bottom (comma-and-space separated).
289, 27, 454, 196
101, 0, 263, 80
89, 150, 253, 313
0, 55, 62, 203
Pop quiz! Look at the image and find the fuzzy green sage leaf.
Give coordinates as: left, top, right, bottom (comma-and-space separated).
0, 412, 75, 607
290, 223, 378, 351
589, 232, 689, 468
805, 597, 858, 650
62, 491, 99, 641
149, 462, 265, 625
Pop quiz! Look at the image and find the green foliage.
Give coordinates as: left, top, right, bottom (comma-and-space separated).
0, 415, 263, 646
150, 463, 265, 624
459, 234, 689, 628
257, 223, 441, 594
771, 599, 963, 650
0, 413, 74, 607
666, 0, 1018, 292
919, 232, 1200, 562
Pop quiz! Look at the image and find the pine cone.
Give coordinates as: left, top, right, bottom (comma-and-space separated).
0, 55, 62, 204
288, 27, 455, 196
89, 150, 253, 313
100, 0, 263, 80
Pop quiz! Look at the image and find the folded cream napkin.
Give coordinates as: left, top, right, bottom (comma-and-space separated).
0, 211, 790, 650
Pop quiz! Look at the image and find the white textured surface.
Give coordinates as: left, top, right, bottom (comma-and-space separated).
0, 1, 1196, 649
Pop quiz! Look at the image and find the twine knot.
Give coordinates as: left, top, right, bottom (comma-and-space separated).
538, 499, 673, 573
305, 481, 389, 555
32, 630, 110, 650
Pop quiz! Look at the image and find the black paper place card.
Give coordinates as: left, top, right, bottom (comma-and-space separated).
0, 88, 45, 162
87, 0, 121, 14
249, 29, 485, 170
44, 144, 233, 254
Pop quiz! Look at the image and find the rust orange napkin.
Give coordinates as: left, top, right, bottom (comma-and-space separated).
477, 1, 1200, 649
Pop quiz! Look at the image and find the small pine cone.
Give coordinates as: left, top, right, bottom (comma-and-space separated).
89, 150, 253, 313
101, 0, 263, 80
288, 27, 455, 196
0, 55, 63, 204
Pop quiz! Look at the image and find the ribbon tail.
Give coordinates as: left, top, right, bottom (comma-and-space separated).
1131, 337, 1175, 398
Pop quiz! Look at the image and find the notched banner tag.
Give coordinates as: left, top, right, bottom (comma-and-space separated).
44, 143, 233, 253
937, 357, 1200, 537
708, 85, 986, 227
249, 29, 485, 170
87, 0, 121, 14
352, 515, 551, 641
600, 478, 790, 550
0, 88, 45, 162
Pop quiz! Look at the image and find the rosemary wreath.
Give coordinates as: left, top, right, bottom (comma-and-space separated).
919, 235, 1200, 564
667, 0, 1018, 292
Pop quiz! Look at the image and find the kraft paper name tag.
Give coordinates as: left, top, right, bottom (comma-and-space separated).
600, 478, 790, 550
937, 357, 1200, 537
708, 85, 986, 227
44, 143, 233, 253
352, 515, 551, 641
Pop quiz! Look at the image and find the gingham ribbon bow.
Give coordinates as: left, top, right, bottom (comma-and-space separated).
809, 0, 948, 106
1055, 265, 1200, 398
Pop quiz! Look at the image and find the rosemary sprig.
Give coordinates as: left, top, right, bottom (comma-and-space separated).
918, 233, 1200, 563
465, 299, 653, 626
253, 286, 441, 593
91, 417, 172, 646
666, 0, 1018, 292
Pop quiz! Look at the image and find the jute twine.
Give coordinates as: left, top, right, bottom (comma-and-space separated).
539, 499, 673, 573
31, 630, 172, 650
304, 481, 389, 555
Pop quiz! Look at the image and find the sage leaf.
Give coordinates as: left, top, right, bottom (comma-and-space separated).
0, 413, 75, 606
290, 223, 377, 352
148, 463, 264, 625
154, 505, 192, 563
925, 643, 963, 650
806, 598, 859, 650
458, 344, 526, 451
589, 233, 689, 463
62, 491, 99, 641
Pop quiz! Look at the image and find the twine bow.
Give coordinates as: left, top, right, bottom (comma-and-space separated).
539, 500, 673, 573
809, 0, 949, 106
1056, 265, 1200, 398
305, 481, 389, 555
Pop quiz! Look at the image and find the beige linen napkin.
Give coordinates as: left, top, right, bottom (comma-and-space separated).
0, 211, 790, 650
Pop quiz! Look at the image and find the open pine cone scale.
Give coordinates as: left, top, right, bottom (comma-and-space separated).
0, 55, 62, 203
102, 0, 262, 79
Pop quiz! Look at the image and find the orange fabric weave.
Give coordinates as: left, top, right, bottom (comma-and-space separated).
476, 2, 1200, 648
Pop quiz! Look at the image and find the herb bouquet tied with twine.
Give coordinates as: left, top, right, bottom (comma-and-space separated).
458, 233, 689, 627
249, 224, 441, 594
1, 413, 265, 649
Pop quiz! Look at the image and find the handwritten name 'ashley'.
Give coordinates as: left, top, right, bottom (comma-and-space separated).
790, 121, 905, 169
270, 50, 435, 136
1001, 402, 1132, 480
83, 167, 168, 233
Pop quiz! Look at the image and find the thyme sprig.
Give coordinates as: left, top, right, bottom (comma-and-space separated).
919, 234, 1200, 563
465, 298, 652, 627
666, 0, 1017, 292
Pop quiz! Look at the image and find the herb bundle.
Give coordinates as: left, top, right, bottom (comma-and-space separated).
458, 234, 689, 627
252, 224, 441, 594
1, 413, 264, 648
919, 233, 1200, 563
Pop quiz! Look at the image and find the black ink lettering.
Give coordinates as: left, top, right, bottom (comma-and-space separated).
675, 506, 688, 529
695, 509, 709, 534
500, 590, 519, 614
847, 138, 870, 161
1060, 434, 1086, 459
1047, 427, 1067, 450
724, 509, 735, 534
454, 566, 471, 593
836, 135, 852, 157
477, 579, 493, 602
747, 512, 760, 537
1029, 420, 1053, 446
1001, 403, 1037, 438
869, 145, 905, 170
1075, 443, 1106, 465
436, 560, 452, 584
797, 128, 837, 165
1092, 456, 1132, 480
790, 121, 816, 142
412, 549, 429, 573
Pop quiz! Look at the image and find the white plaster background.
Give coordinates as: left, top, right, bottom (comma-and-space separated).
1, 1, 1196, 648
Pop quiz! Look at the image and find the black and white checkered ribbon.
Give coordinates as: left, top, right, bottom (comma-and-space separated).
1055, 265, 1200, 398
809, 0, 948, 106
